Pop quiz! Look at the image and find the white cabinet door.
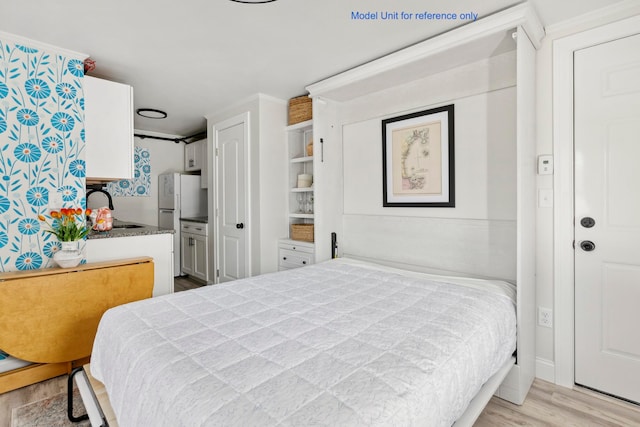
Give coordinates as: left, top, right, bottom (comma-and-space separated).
180, 232, 195, 276
84, 76, 134, 181
193, 234, 208, 281
184, 144, 196, 171
184, 141, 203, 171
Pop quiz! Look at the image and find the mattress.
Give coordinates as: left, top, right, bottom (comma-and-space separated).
91, 258, 516, 427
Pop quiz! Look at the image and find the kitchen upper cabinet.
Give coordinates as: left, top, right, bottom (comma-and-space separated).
185, 139, 205, 172
84, 76, 134, 183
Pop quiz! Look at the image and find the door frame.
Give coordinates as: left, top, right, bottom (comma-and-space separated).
209, 112, 251, 284
553, 14, 640, 388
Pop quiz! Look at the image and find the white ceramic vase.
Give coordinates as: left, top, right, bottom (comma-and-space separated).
53, 241, 82, 268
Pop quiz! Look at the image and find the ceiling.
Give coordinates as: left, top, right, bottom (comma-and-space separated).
0, 0, 624, 136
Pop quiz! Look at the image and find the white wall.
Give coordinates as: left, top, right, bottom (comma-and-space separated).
534, 1, 640, 381
87, 133, 185, 225
334, 51, 518, 281
257, 97, 289, 273
343, 88, 516, 221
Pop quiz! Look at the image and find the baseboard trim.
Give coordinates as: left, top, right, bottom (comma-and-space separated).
536, 357, 555, 383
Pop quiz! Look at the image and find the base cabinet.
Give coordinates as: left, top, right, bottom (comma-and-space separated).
181, 233, 194, 276
85, 233, 174, 297
180, 221, 209, 282
278, 239, 315, 271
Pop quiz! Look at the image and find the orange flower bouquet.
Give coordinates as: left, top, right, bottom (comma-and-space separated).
38, 208, 92, 241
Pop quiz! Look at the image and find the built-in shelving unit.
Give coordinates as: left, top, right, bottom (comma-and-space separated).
286, 119, 315, 235
280, 119, 315, 269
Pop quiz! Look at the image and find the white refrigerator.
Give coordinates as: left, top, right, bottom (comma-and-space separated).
158, 173, 207, 276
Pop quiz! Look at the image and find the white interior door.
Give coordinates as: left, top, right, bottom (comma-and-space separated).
216, 119, 247, 283
574, 33, 640, 403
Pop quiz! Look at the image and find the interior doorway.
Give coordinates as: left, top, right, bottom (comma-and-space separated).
553, 13, 640, 393
573, 32, 640, 404
213, 113, 249, 283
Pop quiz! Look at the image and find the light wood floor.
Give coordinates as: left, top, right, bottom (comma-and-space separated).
476, 379, 640, 426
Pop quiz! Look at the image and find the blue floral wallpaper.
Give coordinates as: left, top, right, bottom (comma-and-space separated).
106, 147, 150, 196
0, 37, 86, 271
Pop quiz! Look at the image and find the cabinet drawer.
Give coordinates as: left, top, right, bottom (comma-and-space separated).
279, 249, 313, 268
181, 222, 207, 236
278, 241, 314, 254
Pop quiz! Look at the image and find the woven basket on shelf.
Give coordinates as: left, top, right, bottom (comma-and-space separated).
288, 95, 312, 125
291, 224, 314, 242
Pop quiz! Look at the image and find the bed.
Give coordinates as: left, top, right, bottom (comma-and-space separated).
84, 257, 516, 426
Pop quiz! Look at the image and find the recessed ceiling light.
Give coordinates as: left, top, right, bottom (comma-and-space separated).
229, 0, 278, 3
136, 108, 168, 119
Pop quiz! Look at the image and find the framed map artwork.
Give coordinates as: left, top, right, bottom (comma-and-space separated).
382, 104, 454, 207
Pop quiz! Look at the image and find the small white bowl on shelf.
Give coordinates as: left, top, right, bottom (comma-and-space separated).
297, 174, 313, 188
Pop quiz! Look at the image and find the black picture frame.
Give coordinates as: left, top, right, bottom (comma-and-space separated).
382, 104, 455, 207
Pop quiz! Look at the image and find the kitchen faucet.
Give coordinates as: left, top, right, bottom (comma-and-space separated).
86, 185, 115, 210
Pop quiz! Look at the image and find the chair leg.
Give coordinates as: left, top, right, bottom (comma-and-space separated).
68, 367, 89, 423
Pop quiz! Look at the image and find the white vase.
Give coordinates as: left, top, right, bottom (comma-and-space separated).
53, 241, 82, 268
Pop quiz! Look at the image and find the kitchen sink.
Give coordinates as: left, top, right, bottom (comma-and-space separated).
111, 224, 144, 229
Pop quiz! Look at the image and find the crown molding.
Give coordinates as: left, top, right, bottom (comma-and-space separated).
544, 0, 640, 36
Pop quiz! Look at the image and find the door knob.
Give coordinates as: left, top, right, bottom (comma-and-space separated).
236, 223, 244, 229
580, 240, 596, 252
580, 217, 595, 228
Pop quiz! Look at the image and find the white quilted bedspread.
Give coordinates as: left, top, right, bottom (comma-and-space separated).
91, 258, 516, 427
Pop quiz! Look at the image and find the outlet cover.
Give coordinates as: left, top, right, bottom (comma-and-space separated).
538, 307, 553, 328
